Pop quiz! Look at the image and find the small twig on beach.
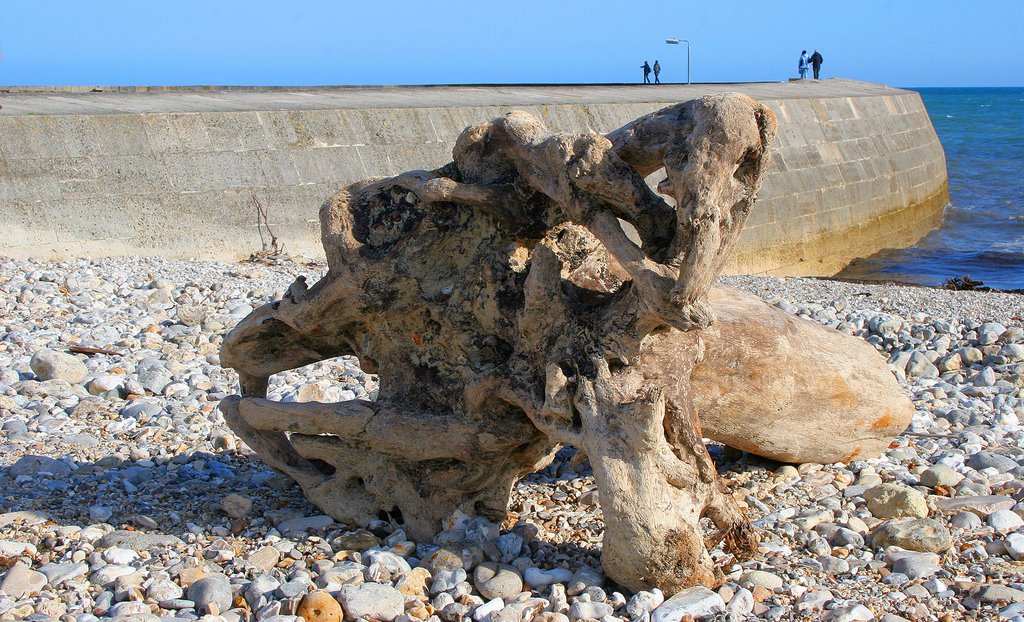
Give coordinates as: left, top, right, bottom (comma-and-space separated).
900, 431, 954, 439
69, 345, 122, 357
251, 192, 284, 259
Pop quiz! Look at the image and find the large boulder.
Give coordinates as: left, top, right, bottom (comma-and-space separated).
692, 286, 913, 464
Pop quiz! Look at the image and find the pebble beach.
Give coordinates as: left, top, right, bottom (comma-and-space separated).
1, 256, 1023, 622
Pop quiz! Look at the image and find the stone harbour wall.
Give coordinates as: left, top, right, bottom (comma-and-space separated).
0, 83, 947, 275
734, 93, 948, 275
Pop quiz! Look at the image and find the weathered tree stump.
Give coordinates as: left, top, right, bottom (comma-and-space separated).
221, 94, 817, 591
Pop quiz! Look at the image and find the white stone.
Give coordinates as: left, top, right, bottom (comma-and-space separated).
87, 374, 123, 395
277, 514, 334, 533
919, 464, 963, 488
568, 601, 613, 621
0, 540, 37, 557
989, 509, 1024, 532
566, 565, 603, 596
147, 578, 185, 602
108, 601, 152, 617
797, 589, 833, 612
886, 549, 940, 580
29, 349, 87, 384
1005, 533, 1024, 561
974, 367, 997, 387
473, 597, 505, 622
823, 603, 874, 621
906, 351, 939, 377
652, 587, 726, 622
997, 409, 1021, 427
923, 578, 946, 594
1001, 343, 1024, 361
102, 546, 139, 565
0, 563, 47, 598
626, 589, 665, 618
978, 322, 1007, 345
339, 583, 405, 622
364, 549, 412, 575
89, 564, 137, 586
936, 495, 1015, 516
740, 570, 783, 591
726, 588, 754, 617
523, 567, 573, 588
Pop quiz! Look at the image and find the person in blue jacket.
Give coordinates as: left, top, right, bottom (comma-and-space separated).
641, 61, 652, 84
798, 50, 810, 79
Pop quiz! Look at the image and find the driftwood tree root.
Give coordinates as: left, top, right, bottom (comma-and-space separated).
222, 94, 780, 591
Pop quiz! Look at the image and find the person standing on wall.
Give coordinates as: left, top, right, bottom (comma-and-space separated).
653, 60, 661, 84
798, 50, 810, 79
810, 49, 824, 79
641, 61, 652, 84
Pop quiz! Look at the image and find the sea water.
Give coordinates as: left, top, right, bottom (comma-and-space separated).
837, 87, 1024, 291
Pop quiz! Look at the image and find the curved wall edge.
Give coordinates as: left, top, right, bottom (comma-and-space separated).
0, 84, 948, 276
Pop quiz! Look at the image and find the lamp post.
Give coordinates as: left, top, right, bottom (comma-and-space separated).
665, 38, 690, 84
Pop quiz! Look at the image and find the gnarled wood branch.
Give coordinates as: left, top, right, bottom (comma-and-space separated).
219, 94, 903, 591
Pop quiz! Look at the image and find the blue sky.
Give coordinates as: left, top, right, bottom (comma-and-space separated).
1, 0, 1021, 87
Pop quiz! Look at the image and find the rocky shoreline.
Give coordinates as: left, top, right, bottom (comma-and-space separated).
0, 256, 1022, 622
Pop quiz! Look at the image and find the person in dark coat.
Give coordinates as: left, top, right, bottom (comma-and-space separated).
653, 60, 661, 84
641, 61, 652, 84
810, 49, 824, 79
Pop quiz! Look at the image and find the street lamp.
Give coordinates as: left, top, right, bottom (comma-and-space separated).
665, 38, 691, 84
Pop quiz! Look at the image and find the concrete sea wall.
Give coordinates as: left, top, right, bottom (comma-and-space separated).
0, 81, 947, 275
734, 92, 948, 275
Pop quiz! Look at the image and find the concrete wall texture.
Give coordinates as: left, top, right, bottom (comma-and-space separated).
0, 80, 947, 275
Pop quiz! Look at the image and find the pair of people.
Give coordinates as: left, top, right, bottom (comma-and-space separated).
798, 49, 823, 79
641, 60, 661, 84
